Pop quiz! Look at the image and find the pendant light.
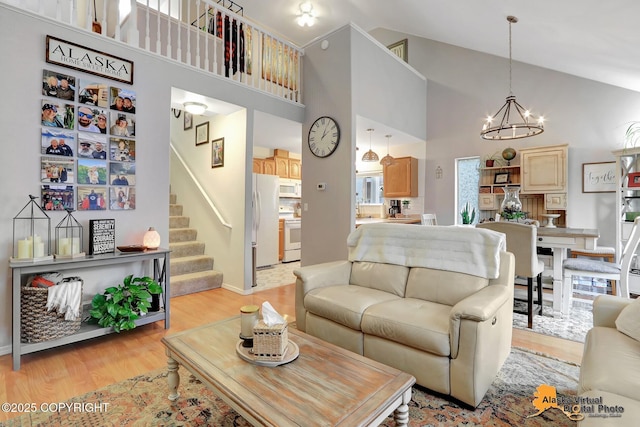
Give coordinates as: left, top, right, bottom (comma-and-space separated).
362, 128, 379, 162
379, 134, 394, 166
480, 16, 544, 140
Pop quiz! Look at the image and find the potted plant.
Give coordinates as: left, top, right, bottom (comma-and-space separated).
89, 274, 163, 332
625, 122, 640, 149
460, 202, 476, 225
402, 200, 410, 212
482, 152, 502, 168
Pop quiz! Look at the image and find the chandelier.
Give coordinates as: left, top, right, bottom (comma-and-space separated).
481, 16, 544, 140
379, 134, 394, 166
362, 128, 379, 162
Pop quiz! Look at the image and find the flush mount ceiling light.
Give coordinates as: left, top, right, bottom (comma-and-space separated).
380, 134, 394, 166
183, 102, 207, 115
296, 1, 316, 27
481, 16, 544, 140
362, 128, 379, 162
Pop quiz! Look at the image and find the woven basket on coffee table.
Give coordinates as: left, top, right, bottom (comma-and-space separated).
20, 284, 83, 343
253, 320, 288, 361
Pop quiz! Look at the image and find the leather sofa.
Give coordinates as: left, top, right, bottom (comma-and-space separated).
294, 223, 515, 407
578, 295, 640, 426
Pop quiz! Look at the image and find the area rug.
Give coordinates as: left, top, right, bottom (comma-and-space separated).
1, 348, 580, 427
512, 292, 593, 343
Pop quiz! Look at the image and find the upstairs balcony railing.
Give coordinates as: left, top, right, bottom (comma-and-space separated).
8, 0, 303, 104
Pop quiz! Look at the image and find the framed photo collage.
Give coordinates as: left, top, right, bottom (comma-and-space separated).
40, 69, 136, 211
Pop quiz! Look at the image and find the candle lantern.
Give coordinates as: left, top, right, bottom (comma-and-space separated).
12, 195, 52, 261
55, 208, 85, 258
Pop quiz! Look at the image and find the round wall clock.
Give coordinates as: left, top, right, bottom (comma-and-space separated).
308, 116, 340, 158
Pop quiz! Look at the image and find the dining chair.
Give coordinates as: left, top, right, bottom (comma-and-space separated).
421, 213, 437, 225
477, 221, 544, 328
562, 217, 640, 314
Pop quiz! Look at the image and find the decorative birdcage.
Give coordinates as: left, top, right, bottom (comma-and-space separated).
55, 208, 85, 258
12, 195, 52, 261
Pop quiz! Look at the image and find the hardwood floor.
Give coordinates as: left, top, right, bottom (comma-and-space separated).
0, 283, 583, 422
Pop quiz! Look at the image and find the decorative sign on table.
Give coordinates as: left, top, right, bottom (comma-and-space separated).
46, 35, 134, 85
88, 219, 116, 255
582, 162, 616, 193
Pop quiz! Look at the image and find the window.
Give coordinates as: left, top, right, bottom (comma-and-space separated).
356, 173, 384, 205
456, 157, 480, 225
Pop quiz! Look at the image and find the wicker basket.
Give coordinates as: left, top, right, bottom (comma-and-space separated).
253, 320, 288, 361
20, 279, 83, 343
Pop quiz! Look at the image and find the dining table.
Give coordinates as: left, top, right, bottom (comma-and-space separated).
535, 226, 600, 316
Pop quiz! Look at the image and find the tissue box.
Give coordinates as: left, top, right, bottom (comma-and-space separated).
253, 320, 288, 361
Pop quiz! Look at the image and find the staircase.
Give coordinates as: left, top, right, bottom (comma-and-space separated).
169, 193, 223, 297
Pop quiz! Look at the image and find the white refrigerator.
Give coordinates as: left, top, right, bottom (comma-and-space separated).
252, 173, 279, 269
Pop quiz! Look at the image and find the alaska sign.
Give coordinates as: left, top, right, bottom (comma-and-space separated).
46, 35, 134, 85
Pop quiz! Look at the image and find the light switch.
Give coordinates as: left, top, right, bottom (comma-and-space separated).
317, 183, 326, 191
304, 203, 308, 211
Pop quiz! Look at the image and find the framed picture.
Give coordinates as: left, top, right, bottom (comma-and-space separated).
184, 111, 193, 130
583, 162, 617, 192
629, 172, 640, 188
211, 137, 224, 168
387, 39, 408, 62
195, 122, 209, 146
494, 172, 510, 184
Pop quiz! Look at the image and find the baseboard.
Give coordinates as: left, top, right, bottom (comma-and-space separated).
0, 344, 11, 357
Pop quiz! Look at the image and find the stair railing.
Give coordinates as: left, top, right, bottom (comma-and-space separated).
170, 141, 232, 229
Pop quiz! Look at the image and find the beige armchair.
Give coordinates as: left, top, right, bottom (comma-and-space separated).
477, 222, 544, 328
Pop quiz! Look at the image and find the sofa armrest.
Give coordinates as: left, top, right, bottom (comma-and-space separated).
592, 295, 635, 328
294, 261, 352, 331
449, 285, 512, 359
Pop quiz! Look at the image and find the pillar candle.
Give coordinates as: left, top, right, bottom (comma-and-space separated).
71, 237, 80, 254
58, 238, 70, 256
34, 242, 45, 258
17, 239, 32, 259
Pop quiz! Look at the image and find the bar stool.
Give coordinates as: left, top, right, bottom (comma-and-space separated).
569, 246, 616, 295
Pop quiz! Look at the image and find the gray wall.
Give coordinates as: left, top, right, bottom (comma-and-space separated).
300, 25, 427, 266
371, 28, 640, 246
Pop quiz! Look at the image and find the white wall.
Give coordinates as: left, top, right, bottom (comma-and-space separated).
170, 110, 250, 293
0, 4, 303, 354
371, 29, 640, 246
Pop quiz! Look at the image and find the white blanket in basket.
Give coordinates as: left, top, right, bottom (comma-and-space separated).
347, 223, 506, 279
46, 280, 82, 321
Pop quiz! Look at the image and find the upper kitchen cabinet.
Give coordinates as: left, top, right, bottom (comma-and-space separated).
383, 157, 418, 197
252, 158, 276, 175
274, 156, 290, 178
521, 144, 568, 194
289, 159, 301, 179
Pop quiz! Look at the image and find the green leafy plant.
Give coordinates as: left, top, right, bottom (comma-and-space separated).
482, 152, 502, 167
460, 202, 476, 224
625, 122, 640, 149
89, 275, 162, 332
500, 208, 527, 221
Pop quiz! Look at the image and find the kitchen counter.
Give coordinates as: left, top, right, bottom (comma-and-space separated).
355, 217, 422, 227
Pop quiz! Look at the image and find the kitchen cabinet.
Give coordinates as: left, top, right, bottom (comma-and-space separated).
9, 249, 170, 370
279, 219, 284, 261
274, 157, 290, 178
521, 144, 567, 193
477, 144, 568, 224
383, 156, 418, 198
289, 159, 301, 179
252, 158, 277, 175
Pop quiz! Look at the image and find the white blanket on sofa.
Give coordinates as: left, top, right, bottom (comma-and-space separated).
347, 223, 506, 279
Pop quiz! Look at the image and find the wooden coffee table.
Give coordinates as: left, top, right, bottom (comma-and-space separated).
161, 316, 415, 426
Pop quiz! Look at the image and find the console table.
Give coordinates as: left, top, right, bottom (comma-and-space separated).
10, 248, 170, 370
